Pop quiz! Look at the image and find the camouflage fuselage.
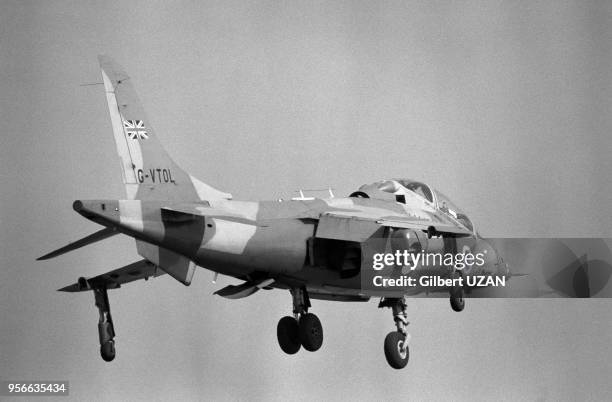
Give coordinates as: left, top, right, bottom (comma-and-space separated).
74, 196, 504, 297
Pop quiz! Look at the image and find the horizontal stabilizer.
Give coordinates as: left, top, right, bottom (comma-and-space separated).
58, 259, 163, 292
38, 227, 118, 260
214, 278, 274, 299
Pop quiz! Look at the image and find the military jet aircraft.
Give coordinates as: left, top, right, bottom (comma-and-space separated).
38, 56, 509, 369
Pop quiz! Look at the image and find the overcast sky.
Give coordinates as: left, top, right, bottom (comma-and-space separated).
2, 1, 612, 401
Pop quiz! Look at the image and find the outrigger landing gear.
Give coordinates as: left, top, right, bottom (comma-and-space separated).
449, 270, 465, 312
379, 297, 410, 369
93, 287, 116, 362
277, 287, 323, 354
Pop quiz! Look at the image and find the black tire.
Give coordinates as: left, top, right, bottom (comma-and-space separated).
384, 331, 409, 369
450, 284, 465, 312
277, 316, 301, 354
298, 313, 323, 352
449, 274, 465, 312
100, 340, 115, 362
450, 295, 465, 312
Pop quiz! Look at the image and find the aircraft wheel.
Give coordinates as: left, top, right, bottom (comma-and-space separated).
100, 340, 115, 362
450, 295, 465, 312
450, 272, 465, 312
277, 316, 301, 354
384, 331, 409, 369
298, 313, 323, 352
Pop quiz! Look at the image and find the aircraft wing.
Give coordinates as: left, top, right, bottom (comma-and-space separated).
58, 259, 164, 292
377, 216, 472, 237
315, 211, 472, 242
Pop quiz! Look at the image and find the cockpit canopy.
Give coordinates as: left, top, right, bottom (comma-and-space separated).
351, 179, 474, 232
396, 180, 434, 203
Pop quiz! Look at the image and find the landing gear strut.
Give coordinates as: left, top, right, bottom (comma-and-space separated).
277, 287, 323, 354
93, 287, 116, 362
379, 297, 410, 369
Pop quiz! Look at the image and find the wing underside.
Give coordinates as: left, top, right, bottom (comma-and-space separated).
58, 259, 164, 292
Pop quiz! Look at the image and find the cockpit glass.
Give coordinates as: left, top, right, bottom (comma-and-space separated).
435, 190, 474, 232
360, 179, 475, 233
395, 179, 434, 203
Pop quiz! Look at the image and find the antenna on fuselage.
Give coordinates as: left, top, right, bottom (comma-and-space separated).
291, 188, 335, 200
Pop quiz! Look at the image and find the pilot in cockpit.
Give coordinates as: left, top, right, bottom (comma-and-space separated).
440, 201, 449, 213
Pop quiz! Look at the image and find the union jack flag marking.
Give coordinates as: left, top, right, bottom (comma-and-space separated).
123, 120, 149, 140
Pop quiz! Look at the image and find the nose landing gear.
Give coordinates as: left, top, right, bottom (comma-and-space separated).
379, 297, 411, 369
449, 270, 465, 312
277, 287, 323, 354
450, 289, 465, 312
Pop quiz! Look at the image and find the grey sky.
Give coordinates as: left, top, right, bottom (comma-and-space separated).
1, 1, 611, 401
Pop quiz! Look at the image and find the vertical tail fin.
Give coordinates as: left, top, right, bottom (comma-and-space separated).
98, 55, 231, 202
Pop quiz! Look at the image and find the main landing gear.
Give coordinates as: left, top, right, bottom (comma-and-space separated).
277, 287, 323, 354
93, 287, 116, 362
379, 297, 411, 369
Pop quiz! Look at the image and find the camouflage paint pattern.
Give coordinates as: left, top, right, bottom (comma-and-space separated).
68, 57, 502, 298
